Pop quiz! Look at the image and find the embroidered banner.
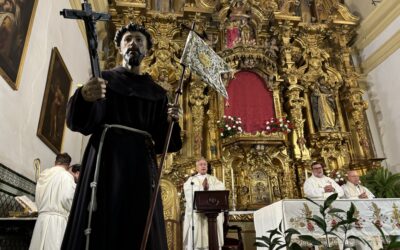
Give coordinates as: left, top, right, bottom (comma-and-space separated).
180, 31, 232, 98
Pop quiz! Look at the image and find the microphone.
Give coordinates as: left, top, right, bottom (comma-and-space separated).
190, 177, 195, 250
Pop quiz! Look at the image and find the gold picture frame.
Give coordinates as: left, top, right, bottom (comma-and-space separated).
37, 47, 72, 154
0, 0, 39, 90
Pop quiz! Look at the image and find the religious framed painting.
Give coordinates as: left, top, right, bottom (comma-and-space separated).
37, 47, 72, 154
0, 0, 39, 90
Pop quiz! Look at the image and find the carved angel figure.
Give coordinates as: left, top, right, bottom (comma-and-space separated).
265, 38, 279, 58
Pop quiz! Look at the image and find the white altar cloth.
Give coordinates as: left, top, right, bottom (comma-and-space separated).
254, 199, 400, 249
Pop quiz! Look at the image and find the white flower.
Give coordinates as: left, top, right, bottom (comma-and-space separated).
228, 116, 232, 119
337, 174, 341, 178
238, 127, 242, 131
279, 118, 283, 122
238, 117, 241, 120
266, 126, 271, 130
280, 124, 283, 127
228, 127, 231, 130
217, 120, 220, 123
233, 125, 236, 128
221, 133, 224, 136
225, 125, 229, 128
223, 115, 226, 118
335, 178, 339, 182
287, 129, 291, 132
266, 121, 270, 124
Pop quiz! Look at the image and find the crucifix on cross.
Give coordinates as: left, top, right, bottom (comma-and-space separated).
60, 0, 110, 78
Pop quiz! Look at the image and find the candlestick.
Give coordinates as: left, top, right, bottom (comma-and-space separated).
230, 167, 236, 211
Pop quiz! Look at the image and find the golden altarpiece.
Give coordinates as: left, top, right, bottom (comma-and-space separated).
99, 0, 380, 249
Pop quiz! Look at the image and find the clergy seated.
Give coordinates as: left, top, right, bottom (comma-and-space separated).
342, 170, 375, 199
303, 162, 344, 199
222, 212, 244, 250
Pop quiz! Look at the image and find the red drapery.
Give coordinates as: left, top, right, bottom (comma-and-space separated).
224, 71, 274, 133
226, 27, 240, 48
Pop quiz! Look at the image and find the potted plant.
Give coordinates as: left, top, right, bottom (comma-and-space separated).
360, 168, 400, 198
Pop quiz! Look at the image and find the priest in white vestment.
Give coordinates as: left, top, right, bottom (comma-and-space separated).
303, 162, 344, 199
342, 170, 375, 199
29, 153, 76, 250
183, 157, 225, 250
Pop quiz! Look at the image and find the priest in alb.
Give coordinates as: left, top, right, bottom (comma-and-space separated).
29, 153, 76, 250
303, 161, 344, 199
183, 157, 225, 250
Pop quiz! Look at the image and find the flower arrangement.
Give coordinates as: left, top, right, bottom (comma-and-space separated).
217, 115, 243, 139
326, 169, 346, 186
265, 117, 294, 134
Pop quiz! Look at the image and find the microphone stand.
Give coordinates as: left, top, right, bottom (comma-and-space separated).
190, 178, 195, 250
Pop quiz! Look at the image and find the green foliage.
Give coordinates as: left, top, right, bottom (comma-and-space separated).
360, 168, 400, 198
303, 193, 368, 249
254, 194, 373, 249
374, 222, 400, 249
254, 221, 302, 250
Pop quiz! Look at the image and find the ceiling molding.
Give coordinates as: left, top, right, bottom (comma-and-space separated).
361, 30, 400, 73
354, 0, 400, 51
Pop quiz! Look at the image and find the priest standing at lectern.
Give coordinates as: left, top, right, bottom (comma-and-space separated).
183, 157, 225, 250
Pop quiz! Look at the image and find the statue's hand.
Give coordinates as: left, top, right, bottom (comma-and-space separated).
167, 103, 181, 122
81, 77, 107, 102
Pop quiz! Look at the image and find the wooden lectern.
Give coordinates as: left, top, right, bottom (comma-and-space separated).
194, 190, 229, 250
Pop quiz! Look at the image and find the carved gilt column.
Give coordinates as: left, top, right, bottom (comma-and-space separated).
189, 80, 209, 158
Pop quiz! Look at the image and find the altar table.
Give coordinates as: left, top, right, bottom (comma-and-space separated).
254, 199, 400, 249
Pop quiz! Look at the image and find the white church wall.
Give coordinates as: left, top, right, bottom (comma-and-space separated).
363, 91, 385, 161
344, 0, 377, 21
367, 49, 400, 172
354, 1, 400, 173
0, 0, 91, 180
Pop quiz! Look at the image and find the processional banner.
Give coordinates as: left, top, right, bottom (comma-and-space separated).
180, 30, 232, 99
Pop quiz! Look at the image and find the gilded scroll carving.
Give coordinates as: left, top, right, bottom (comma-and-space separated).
106, 2, 379, 247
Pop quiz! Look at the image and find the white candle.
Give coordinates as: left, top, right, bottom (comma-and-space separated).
230, 167, 236, 210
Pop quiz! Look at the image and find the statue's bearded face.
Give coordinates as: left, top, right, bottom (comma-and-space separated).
119, 31, 148, 67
